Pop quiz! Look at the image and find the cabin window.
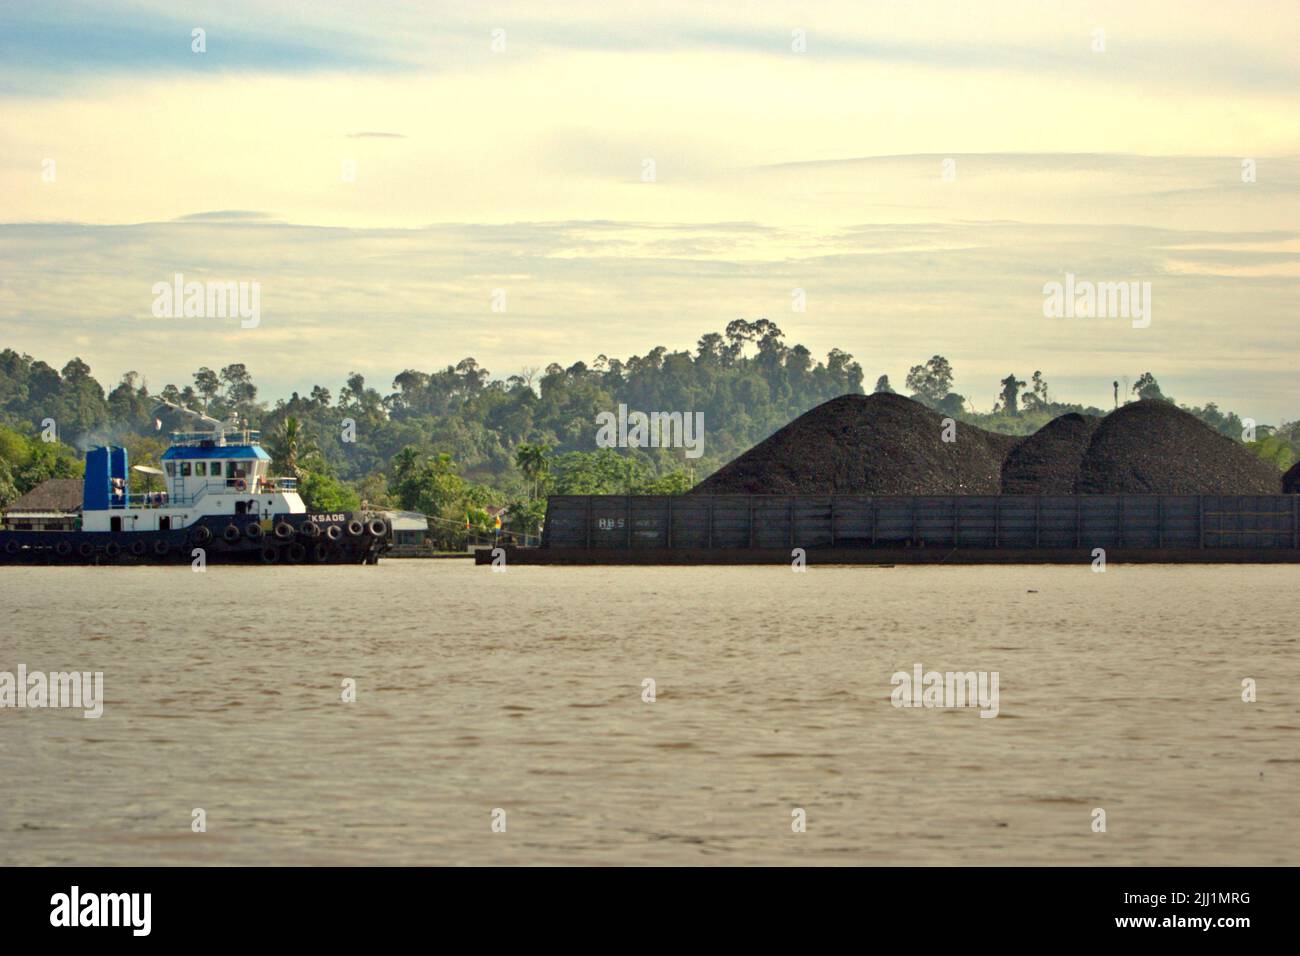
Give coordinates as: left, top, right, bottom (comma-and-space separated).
180, 461, 192, 477
165, 462, 175, 477
211, 461, 224, 477
195, 462, 207, 477
230, 462, 248, 478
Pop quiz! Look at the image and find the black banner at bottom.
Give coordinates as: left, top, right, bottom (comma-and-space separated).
0, 866, 1284, 942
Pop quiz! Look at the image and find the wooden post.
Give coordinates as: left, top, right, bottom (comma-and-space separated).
748, 497, 755, 548
666, 495, 673, 549
1034, 495, 1041, 549
707, 497, 714, 549
1198, 495, 1204, 549
1157, 496, 1163, 549
788, 497, 795, 548
626, 496, 632, 548
586, 495, 593, 549
830, 495, 837, 548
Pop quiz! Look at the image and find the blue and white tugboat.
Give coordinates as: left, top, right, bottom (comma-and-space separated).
0, 407, 389, 565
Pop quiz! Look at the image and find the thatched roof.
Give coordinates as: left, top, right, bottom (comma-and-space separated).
3, 478, 84, 514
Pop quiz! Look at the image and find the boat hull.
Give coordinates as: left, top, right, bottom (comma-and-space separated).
0, 512, 391, 565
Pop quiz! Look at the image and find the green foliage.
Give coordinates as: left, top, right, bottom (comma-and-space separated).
298, 472, 361, 513
0, 424, 83, 506
266, 416, 317, 479
514, 442, 551, 499
1132, 372, 1167, 402
1246, 428, 1298, 472
4, 328, 1295, 529
905, 355, 954, 405
998, 374, 1026, 416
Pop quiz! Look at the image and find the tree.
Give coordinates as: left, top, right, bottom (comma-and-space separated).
219, 364, 257, 411
514, 443, 551, 499
1132, 372, 1167, 402
905, 356, 954, 407
267, 416, 318, 479
874, 375, 895, 394
193, 367, 220, 411
299, 472, 360, 512
998, 374, 1026, 416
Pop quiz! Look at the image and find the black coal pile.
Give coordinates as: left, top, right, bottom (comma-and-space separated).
1000, 412, 1099, 494
690, 393, 1018, 495
1073, 400, 1281, 494
1284, 462, 1300, 494
693, 394, 1284, 496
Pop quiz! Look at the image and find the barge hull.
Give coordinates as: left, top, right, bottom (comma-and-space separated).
508, 493, 1300, 564
478, 544, 1300, 566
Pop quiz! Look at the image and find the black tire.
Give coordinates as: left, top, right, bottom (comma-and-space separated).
104, 541, 121, 558
274, 521, 294, 540
300, 521, 320, 539
4, 540, 19, 556
367, 518, 388, 537
223, 524, 241, 542
312, 543, 330, 563
56, 541, 73, 557
346, 519, 364, 537
246, 522, 264, 540
260, 545, 280, 564
77, 541, 95, 558
326, 525, 343, 541
130, 540, 148, 556
192, 525, 213, 545
154, 539, 171, 556
286, 543, 306, 563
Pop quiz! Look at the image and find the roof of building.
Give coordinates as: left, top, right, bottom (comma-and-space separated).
382, 510, 431, 531
2, 478, 84, 514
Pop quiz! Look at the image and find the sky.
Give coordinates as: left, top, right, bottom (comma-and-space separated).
1, 0, 1298, 420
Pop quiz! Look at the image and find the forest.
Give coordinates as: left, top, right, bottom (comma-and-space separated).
2, 319, 1296, 547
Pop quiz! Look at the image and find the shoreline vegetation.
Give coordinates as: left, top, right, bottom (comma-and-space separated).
3, 322, 1297, 548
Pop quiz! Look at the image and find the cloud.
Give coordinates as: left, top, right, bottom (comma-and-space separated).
0, 216, 1296, 421
172, 210, 276, 222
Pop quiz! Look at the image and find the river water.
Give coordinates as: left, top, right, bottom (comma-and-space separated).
1, 561, 1296, 865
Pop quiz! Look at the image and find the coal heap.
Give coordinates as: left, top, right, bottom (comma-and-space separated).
693, 395, 1285, 496
690, 393, 1018, 495
1000, 412, 1099, 494
1074, 400, 1281, 494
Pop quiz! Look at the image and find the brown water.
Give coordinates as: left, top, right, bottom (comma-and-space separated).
1, 561, 1296, 866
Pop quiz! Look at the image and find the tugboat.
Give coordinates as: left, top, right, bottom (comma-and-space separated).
0, 405, 390, 565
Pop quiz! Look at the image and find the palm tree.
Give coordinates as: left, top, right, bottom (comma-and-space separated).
514, 443, 551, 499
268, 417, 318, 480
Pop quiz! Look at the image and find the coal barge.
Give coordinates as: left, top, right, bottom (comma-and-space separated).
476, 493, 1300, 565
0, 417, 389, 566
